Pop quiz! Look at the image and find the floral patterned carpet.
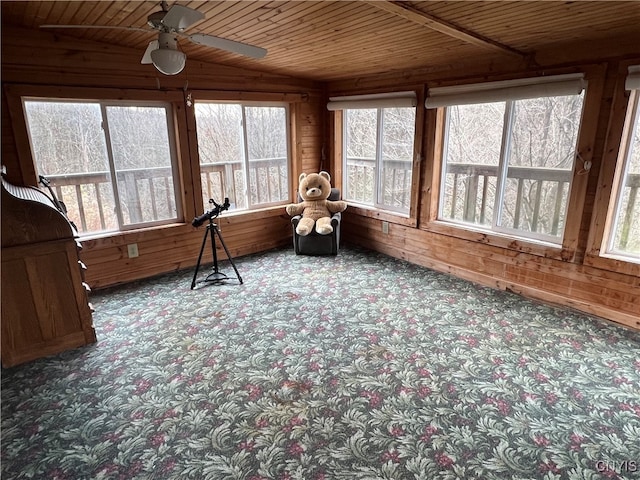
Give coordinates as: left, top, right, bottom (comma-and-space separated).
2, 246, 640, 480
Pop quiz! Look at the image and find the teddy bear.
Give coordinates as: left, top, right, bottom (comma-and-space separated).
285, 171, 347, 236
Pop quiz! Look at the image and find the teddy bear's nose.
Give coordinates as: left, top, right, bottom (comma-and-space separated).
308, 188, 321, 196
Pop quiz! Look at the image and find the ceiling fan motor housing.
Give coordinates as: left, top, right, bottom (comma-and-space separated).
157, 31, 179, 50
146, 11, 166, 31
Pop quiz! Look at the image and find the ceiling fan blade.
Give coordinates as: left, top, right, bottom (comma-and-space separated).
161, 5, 204, 32
141, 40, 159, 64
188, 33, 267, 59
40, 24, 150, 33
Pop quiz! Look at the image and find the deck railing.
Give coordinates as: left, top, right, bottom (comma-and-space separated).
345, 157, 413, 209
39, 159, 639, 251
346, 157, 638, 247
444, 163, 574, 236
43, 167, 177, 232
42, 158, 289, 234
199, 157, 288, 208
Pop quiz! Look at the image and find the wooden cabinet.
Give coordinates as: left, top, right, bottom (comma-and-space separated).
1, 177, 96, 368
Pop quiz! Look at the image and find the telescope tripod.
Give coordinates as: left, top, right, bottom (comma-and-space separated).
191, 217, 243, 289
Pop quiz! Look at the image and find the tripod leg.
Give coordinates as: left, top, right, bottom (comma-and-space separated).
210, 222, 219, 274
202, 221, 229, 284
191, 224, 210, 289
214, 226, 243, 284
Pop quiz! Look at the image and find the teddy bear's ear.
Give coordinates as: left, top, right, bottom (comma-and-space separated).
298, 173, 307, 184
319, 171, 331, 182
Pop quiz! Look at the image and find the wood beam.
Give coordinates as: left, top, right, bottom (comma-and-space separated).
364, 1, 528, 59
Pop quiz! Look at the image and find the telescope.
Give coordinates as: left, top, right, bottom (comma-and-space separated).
190, 196, 242, 288
192, 197, 230, 227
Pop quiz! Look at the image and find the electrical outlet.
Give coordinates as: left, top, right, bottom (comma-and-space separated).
127, 243, 139, 258
382, 221, 389, 234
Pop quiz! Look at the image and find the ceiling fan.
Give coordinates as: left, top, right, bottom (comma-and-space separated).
40, 1, 267, 76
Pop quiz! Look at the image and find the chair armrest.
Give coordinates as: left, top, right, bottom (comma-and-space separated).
331, 212, 341, 227
291, 215, 302, 226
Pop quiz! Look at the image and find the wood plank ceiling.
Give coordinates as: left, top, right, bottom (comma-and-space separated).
2, 1, 640, 81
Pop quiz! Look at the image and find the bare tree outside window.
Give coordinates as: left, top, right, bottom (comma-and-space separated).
442, 102, 503, 226
440, 92, 585, 243
194, 102, 290, 211
344, 107, 415, 214
106, 106, 178, 225
345, 109, 377, 204
195, 103, 244, 208
245, 106, 289, 206
503, 95, 583, 236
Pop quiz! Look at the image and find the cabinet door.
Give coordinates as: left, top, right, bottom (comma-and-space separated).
1, 241, 90, 367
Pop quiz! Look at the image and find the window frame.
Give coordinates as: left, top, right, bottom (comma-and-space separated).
330, 88, 424, 227
342, 106, 416, 215
605, 89, 639, 260
437, 94, 585, 245
7, 85, 188, 237
421, 67, 606, 262
188, 90, 305, 218
193, 99, 292, 212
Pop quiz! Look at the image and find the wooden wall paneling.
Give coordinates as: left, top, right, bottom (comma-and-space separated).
358, 215, 631, 311
173, 96, 198, 223
560, 64, 606, 261
289, 101, 301, 198
3, 85, 37, 184
343, 217, 509, 290
81, 208, 292, 289
408, 85, 426, 225
533, 33, 640, 69
420, 220, 569, 261
1, 92, 22, 183
3, 17, 638, 329
575, 62, 620, 256
297, 94, 324, 174
503, 280, 640, 331
419, 107, 444, 227
183, 90, 206, 220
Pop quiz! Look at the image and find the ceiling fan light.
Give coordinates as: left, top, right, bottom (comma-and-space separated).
150, 48, 186, 75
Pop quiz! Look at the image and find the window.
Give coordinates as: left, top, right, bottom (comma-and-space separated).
22, 99, 181, 235
194, 102, 290, 211
329, 91, 417, 215
429, 75, 586, 243
342, 106, 416, 214
605, 69, 640, 260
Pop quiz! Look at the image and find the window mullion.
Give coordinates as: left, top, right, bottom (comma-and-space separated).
342, 110, 349, 201
100, 103, 125, 229
241, 105, 251, 208
375, 108, 384, 208
493, 101, 514, 230
438, 108, 452, 220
